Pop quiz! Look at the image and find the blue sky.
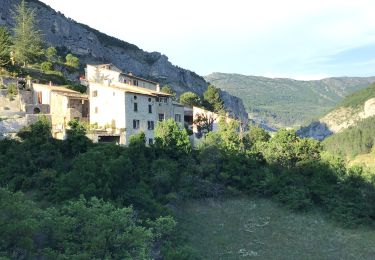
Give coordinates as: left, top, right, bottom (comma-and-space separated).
40, 0, 375, 80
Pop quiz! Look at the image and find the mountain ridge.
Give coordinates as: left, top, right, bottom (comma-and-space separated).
0, 0, 248, 121
205, 72, 375, 128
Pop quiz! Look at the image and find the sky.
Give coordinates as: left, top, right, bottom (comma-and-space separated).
40, 0, 375, 80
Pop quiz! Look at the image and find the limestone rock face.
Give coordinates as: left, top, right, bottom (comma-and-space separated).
298, 98, 375, 140
0, 0, 248, 121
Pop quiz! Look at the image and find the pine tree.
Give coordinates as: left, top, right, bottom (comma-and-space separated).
12, 0, 43, 66
0, 26, 12, 67
203, 85, 224, 112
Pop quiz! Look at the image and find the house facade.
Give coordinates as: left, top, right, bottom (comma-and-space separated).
87, 64, 184, 145
32, 84, 89, 139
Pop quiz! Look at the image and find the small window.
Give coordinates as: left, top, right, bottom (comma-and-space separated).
134, 102, 138, 112
134, 95, 137, 100
175, 114, 181, 122
133, 80, 138, 86
95, 107, 98, 113
133, 119, 140, 129
148, 104, 152, 113
148, 138, 153, 145
147, 121, 154, 130
158, 113, 164, 122
92, 90, 98, 97
148, 97, 152, 102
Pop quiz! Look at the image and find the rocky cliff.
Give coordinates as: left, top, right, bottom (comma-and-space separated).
298, 83, 375, 140
0, 0, 248, 121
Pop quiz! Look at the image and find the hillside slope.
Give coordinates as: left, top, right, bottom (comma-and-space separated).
0, 0, 248, 121
205, 73, 375, 128
175, 198, 375, 259
299, 83, 375, 140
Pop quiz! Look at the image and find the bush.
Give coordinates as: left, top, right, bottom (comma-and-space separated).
40, 61, 53, 72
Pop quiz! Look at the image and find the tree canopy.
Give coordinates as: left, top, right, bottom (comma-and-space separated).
12, 0, 44, 66
179, 92, 201, 107
203, 85, 224, 112
0, 26, 12, 66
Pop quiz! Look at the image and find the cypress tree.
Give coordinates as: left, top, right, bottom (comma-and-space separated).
12, 0, 43, 66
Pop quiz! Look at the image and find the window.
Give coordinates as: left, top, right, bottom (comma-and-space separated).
158, 113, 164, 121
148, 98, 152, 102
175, 114, 181, 122
148, 138, 153, 145
133, 119, 140, 129
92, 90, 98, 97
133, 80, 138, 86
113, 92, 115, 96
147, 121, 154, 130
95, 107, 98, 113
148, 104, 152, 113
134, 95, 137, 100
134, 102, 138, 112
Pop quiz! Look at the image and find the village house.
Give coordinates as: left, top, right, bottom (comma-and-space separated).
86, 64, 184, 145
185, 106, 234, 146
31, 84, 89, 139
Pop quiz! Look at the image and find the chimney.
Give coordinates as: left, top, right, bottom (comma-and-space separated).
156, 84, 160, 92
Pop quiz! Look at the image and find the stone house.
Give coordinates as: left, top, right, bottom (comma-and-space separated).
32, 84, 89, 139
86, 64, 184, 145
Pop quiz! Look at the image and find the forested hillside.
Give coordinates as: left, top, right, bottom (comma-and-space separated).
323, 116, 375, 158
205, 73, 375, 128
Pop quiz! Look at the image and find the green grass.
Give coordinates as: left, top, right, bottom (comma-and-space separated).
174, 197, 375, 259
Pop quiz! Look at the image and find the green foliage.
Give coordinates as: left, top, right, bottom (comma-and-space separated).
0, 189, 155, 259
6, 83, 18, 100
260, 129, 321, 168
0, 117, 375, 258
203, 84, 223, 112
65, 53, 80, 69
40, 61, 53, 72
155, 118, 192, 156
179, 92, 201, 107
323, 116, 375, 158
0, 26, 12, 66
161, 85, 177, 100
12, 0, 44, 66
45, 46, 57, 62
205, 73, 375, 128
66, 83, 87, 93
338, 82, 375, 109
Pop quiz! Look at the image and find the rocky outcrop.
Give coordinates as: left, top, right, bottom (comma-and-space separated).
298, 98, 375, 140
0, 0, 248, 121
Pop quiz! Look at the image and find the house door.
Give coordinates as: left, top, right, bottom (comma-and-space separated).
37, 92, 42, 104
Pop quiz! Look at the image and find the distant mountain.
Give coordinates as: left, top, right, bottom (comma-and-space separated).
204, 73, 375, 128
0, 0, 248, 121
299, 82, 375, 140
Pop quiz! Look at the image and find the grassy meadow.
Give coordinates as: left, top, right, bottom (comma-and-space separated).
174, 197, 375, 259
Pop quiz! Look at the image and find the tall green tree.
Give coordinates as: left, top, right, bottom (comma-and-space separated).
0, 26, 12, 66
155, 118, 191, 156
12, 0, 44, 66
45, 46, 57, 62
179, 92, 201, 107
203, 85, 223, 112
